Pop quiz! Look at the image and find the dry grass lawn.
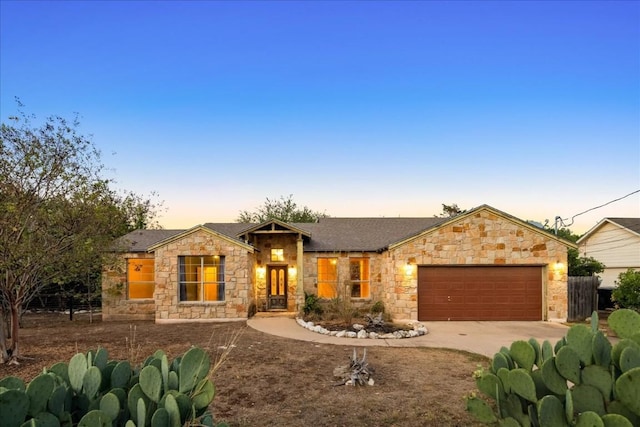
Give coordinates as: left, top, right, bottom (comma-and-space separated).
1, 313, 489, 426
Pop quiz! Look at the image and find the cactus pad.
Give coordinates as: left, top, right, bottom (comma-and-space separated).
26, 373, 55, 417
68, 353, 88, 393
575, 411, 604, 427
78, 409, 112, 427
572, 384, 606, 416
140, 365, 163, 403
508, 368, 537, 403
510, 340, 536, 371
619, 346, 640, 373
582, 365, 613, 402
0, 388, 29, 426
614, 367, 640, 416
466, 396, 498, 423
537, 395, 567, 427
608, 309, 640, 340
567, 324, 594, 366
556, 346, 582, 385
178, 347, 210, 394
601, 413, 634, 427
541, 358, 568, 395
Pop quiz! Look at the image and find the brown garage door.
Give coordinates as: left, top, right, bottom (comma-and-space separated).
418, 266, 542, 321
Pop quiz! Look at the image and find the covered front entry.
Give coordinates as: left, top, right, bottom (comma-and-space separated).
417, 266, 543, 321
267, 265, 287, 309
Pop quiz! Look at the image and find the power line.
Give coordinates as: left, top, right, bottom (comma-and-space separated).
557, 189, 640, 230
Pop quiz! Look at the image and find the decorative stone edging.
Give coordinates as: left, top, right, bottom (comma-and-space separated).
296, 318, 428, 339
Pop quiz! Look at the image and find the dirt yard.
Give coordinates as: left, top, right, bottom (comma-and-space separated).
1, 313, 488, 426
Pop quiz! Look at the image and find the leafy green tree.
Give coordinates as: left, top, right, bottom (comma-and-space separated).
237, 194, 328, 223
612, 269, 640, 311
0, 103, 161, 362
540, 225, 605, 277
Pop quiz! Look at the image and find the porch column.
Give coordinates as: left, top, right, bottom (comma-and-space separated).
296, 234, 304, 312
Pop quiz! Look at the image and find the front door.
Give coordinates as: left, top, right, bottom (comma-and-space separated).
267, 265, 287, 309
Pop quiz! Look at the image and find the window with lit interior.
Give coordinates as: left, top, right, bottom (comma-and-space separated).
127, 259, 155, 299
271, 249, 284, 262
317, 258, 338, 298
178, 256, 225, 302
349, 258, 370, 298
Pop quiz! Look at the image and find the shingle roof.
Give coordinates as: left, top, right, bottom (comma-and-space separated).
113, 229, 185, 252
606, 218, 640, 236
114, 217, 448, 252
291, 217, 448, 251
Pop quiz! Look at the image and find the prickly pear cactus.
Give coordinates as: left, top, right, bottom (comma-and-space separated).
466, 310, 640, 425
1, 344, 225, 427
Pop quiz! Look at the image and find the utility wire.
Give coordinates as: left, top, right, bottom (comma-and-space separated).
558, 189, 640, 229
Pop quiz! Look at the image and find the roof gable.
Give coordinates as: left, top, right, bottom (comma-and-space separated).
147, 225, 254, 252
389, 204, 577, 250
577, 217, 640, 244
236, 219, 312, 238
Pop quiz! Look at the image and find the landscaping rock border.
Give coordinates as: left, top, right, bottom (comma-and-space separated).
296, 318, 428, 339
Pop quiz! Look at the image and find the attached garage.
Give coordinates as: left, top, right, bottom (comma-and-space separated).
417, 266, 543, 321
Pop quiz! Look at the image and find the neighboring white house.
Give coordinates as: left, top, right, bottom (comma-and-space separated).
577, 218, 640, 291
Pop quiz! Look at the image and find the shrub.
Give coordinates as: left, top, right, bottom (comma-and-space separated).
466, 309, 640, 425
612, 269, 640, 311
0, 346, 227, 427
370, 300, 385, 314
303, 292, 323, 317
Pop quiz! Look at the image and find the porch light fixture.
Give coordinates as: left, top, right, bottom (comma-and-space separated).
553, 261, 564, 273
404, 262, 414, 276
288, 266, 297, 276
256, 266, 266, 279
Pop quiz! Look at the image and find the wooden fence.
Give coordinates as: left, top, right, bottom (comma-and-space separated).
567, 276, 600, 322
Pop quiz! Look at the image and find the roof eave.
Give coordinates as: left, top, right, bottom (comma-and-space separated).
388, 204, 577, 250
147, 225, 254, 252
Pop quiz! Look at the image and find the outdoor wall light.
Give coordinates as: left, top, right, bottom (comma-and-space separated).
404, 262, 414, 276
553, 261, 564, 272
256, 266, 266, 279
288, 266, 297, 276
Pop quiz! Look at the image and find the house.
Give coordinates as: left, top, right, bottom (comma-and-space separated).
102, 205, 575, 323
576, 218, 640, 305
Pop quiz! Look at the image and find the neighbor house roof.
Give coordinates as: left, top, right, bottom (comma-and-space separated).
576, 217, 640, 244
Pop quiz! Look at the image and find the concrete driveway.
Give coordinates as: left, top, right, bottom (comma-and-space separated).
247, 317, 569, 358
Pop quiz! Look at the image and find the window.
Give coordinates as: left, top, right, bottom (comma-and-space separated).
349, 258, 370, 298
317, 258, 338, 298
179, 256, 225, 302
127, 259, 155, 299
271, 249, 284, 262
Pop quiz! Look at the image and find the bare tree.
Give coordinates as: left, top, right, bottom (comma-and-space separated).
435, 203, 466, 218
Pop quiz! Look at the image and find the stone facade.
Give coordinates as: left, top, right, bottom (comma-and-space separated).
152, 228, 254, 323
251, 233, 300, 311
103, 206, 571, 323
302, 251, 383, 306
385, 210, 568, 321
102, 252, 156, 321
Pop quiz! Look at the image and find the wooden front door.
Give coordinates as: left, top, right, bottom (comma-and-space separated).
268, 266, 287, 309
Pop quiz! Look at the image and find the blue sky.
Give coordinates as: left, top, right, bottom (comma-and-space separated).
1, 1, 638, 233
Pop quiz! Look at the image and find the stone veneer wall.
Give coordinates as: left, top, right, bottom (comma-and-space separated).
102, 252, 155, 321
385, 210, 569, 321
251, 234, 299, 311
302, 251, 383, 305
153, 229, 254, 323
